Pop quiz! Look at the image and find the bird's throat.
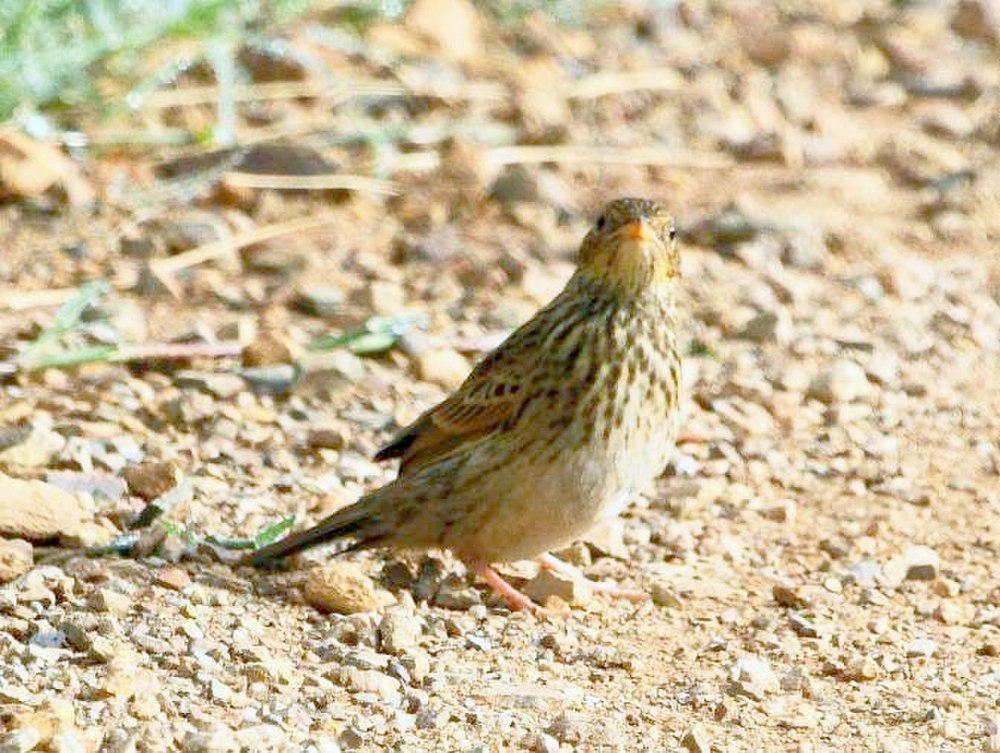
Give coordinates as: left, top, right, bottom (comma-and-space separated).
584, 238, 680, 296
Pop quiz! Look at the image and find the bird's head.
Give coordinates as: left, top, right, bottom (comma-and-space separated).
577, 198, 679, 294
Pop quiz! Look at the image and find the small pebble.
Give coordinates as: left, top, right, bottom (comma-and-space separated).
379, 611, 423, 654
523, 569, 592, 607
905, 638, 938, 658
680, 723, 711, 753
122, 461, 179, 501
154, 566, 191, 591
730, 654, 780, 699
651, 583, 683, 609
807, 360, 871, 404
87, 588, 131, 615
0, 538, 33, 583
882, 546, 939, 587
414, 349, 470, 390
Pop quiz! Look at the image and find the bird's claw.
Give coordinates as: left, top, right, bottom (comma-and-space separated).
473, 558, 646, 616
473, 564, 564, 616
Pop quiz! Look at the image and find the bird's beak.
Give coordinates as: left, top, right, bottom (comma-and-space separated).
621, 219, 650, 242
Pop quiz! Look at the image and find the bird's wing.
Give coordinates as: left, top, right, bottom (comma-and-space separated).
375, 273, 585, 476
374, 345, 530, 476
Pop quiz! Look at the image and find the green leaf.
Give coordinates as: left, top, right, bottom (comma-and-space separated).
24, 280, 109, 353
307, 331, 356, 352
23, 344, 118, 371
253, 515, 296, 548
345, 331, 399, 354
162, 521, 198, 544
308, 312, 425, 354
19, 280, 112, 369
205, 515, 296, 550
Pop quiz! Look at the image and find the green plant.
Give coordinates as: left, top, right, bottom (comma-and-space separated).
0, 0, 308, 123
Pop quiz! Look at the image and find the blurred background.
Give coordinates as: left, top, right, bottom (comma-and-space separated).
1, 0, 998, 378
1, 1, 1000, 751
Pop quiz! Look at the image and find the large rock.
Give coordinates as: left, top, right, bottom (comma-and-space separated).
0, 472, 94, 544
304, 562, 381, 614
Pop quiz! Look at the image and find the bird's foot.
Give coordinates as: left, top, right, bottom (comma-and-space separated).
473, 565, 564, 616
539, 552, 648, 602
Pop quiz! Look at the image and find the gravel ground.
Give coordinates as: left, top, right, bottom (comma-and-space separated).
1, 1, 999, 751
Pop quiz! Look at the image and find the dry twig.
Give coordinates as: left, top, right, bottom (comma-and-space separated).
221, 171, 400, 194
149, 214, 338, 297
139, 67, 684, 110
0, 287, 80, 310
392, 145, 735, 173
566, 68, 685, 99
141, 77, 506, 109
487, 145, 735, 169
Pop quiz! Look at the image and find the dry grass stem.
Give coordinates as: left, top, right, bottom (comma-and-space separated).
0, 288, 80, 310
221, 171, 400, 194
150, 214, 338, 296
141, 68, 689, 111
141, 77, 506, 110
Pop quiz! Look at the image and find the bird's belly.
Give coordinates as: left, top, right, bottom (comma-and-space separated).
444, 424, 672, 563
445, 455, 613, 563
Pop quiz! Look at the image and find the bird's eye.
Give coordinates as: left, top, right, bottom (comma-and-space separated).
596, 215, 607, 230
668, 226, 677, 240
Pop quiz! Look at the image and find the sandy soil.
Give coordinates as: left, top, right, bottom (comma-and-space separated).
1, 1, 999, 751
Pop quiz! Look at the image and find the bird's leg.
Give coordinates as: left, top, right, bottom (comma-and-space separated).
676, 431, 712, 444
472, 564, 542, 613
539, 552, 648, 602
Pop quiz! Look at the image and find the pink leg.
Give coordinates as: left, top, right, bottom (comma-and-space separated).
539, 553, 648, 602
473, 565, 543, 614
677, 431, 711, 444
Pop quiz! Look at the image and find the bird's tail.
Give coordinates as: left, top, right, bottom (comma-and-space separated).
241, 497, 383, 568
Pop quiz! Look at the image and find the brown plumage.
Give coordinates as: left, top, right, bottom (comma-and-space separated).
244, 197, 684, 611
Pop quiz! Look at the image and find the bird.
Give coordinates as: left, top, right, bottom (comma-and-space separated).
244, 197, 684, 612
